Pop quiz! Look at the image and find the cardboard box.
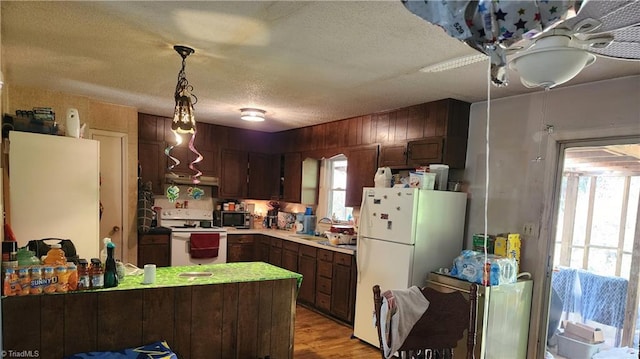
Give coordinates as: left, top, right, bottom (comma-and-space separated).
495, 233, 521, 271
409, 172, 435, 189
562, 321, 605, 344
557, 334, 601, 359
472, 234, 494, 254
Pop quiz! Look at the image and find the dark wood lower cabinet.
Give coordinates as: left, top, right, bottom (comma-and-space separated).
2, 279, 297, 359
297, 245, 317, 305
269, 237, 283, 267
282, 241, 299, 272
256, 235, 271, 263
225, 233, 357, 324
138, 232, 171, 267
227, 234, 256, 262
331, 253, 357, 323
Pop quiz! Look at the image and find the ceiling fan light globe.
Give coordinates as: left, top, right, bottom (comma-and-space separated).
510, 48, 596, 89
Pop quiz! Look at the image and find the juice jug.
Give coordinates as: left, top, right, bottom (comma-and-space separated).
43, 244, 66, 266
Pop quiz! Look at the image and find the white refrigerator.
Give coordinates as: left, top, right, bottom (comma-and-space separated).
353, 187, 467, 346
9, 131, 100, 259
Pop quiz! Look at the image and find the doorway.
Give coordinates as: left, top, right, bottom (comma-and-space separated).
90, 130, 128, 262
545, 138, 640, 357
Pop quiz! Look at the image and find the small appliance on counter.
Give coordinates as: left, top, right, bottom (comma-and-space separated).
213, 210, 251, 229
264, 200, 280, 229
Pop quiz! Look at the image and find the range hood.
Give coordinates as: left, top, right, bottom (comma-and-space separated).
165, 173, 219, 186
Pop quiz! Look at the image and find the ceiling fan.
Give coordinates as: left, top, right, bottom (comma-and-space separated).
409, 0, 640, 89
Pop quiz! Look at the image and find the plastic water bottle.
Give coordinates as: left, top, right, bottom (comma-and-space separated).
100, 238, 112, 264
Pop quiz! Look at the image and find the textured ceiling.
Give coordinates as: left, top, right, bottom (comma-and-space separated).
2, 1, 639, 132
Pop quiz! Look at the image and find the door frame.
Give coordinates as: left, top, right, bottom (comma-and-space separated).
537, 135, 640, 356
89, 129, 129, 262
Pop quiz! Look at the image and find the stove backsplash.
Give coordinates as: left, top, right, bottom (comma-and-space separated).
154, 184, 214, 211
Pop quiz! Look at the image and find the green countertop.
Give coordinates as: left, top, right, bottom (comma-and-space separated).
0, 262, 302, 298
108, 262, 303, 292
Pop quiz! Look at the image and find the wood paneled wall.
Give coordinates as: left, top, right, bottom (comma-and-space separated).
272, 99, 470, 155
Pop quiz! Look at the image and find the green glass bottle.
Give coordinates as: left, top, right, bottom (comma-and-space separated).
103, 242, 118, 288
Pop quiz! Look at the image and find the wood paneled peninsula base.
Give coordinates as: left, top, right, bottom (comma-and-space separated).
2, 262, 302, 359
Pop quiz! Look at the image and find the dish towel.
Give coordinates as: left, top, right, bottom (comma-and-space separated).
379, 286, 430, 359
189, 233, 220, 259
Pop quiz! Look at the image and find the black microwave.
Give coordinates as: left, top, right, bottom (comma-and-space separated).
213, 210, 251, 228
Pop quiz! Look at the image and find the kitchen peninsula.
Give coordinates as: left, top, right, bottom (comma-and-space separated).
2, 262, 302, 359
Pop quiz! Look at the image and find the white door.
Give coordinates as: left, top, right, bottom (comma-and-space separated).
90, 130, 127, 262
359, 188, 417, 244
353, 236, 414, 346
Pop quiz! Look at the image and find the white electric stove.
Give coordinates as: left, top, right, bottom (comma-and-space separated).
160, 208, 227, 266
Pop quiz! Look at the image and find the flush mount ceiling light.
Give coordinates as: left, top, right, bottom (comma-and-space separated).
172, 45, 197, 134
240, 108, 266, 122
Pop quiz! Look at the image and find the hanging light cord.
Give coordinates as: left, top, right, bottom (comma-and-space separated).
484, 52, 491, 272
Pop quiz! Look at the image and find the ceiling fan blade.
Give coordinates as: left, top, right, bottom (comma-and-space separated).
588, 25, 640, 59
418, 53, 487, 73
562, 0, 640, 33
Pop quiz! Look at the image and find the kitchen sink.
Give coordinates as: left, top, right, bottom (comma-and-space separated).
178, 272, 213, 278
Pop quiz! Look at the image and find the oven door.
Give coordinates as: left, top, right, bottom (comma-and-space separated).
170, 231, 228, 266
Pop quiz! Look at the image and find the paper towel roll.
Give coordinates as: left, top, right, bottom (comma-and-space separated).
143, 264, 156, 284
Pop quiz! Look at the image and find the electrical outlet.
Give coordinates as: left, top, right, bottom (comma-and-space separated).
522, 222, 537, 237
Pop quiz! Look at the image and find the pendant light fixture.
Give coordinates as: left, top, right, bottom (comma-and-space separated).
165, 44, 203, 196
240, 108, 266, 122
172, 45, 197, 133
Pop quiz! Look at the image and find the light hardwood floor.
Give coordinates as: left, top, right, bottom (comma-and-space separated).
294, 305, 381, 358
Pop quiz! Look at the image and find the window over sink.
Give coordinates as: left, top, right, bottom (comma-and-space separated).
317, 155, 353, 222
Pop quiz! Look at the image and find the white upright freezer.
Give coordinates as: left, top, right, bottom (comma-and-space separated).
353, 187, 468, 346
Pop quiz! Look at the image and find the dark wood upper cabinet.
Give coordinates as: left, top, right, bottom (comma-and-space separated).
139, 114, 165, 142
345, 145, 379, 207
407, 137, 444, 166
138, 140, 166, 195
220, 149, 247, 198
378, 144, 407, 168
281, 152, 302, 203
247, 152, 279, 200
138, 98, 469, 202
378, 99, 470, 169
